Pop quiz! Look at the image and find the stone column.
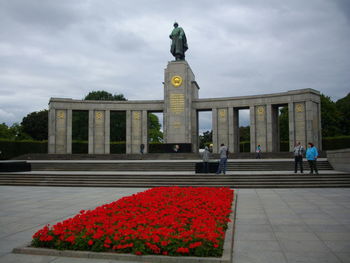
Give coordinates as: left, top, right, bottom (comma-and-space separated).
256, 105, 267, 152
288, 102, 296, 151
55, 109, 68, 154
294, 102, 307, 149
87, 110, 109, 154
228, 108, 234, 153
88, 110, 94, 154
306, 101, 321, 149
48, 108, 56, 154
142, 110, 148, 154
66, 109, 72, 154
252, 105, 267, 152
126, 110, 132, 154
266, 104, 278, 152
212, 108, 218, 153
131, 111, 142, 153
93, 110, 106, 154
249, 106, 256, 153
104, 110, 110, 154
216, 108, 229, 149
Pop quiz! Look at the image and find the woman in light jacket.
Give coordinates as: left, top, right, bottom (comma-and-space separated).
306, 142, 319, 174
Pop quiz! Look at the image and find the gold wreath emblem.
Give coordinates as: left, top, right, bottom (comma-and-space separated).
133, 111, 141, 120
296, 104, 304, 113
219, 109, 226, 119
95, 112, 103, 120
257, 106, 265, 115
171, 76, 183, 87
57, 111, 65, 119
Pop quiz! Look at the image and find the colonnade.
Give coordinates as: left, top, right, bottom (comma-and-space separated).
48, 88, 321, 154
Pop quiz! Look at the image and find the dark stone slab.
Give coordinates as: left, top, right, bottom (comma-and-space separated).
0, 161, 31, 172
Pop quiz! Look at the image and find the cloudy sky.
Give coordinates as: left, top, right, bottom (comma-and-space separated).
1, 0, 349, 129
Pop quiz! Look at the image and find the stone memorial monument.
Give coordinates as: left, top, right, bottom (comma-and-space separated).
48, 23, 321, 155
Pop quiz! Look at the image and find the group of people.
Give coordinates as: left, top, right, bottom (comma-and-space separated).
293, 142, 319, 174
201, 142, 320, 174
201, 143, 229, 174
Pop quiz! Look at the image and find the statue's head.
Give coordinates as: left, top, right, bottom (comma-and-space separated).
173, 22, 178, 27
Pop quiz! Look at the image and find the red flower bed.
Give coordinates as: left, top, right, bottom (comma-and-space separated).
32, 187, 234, 257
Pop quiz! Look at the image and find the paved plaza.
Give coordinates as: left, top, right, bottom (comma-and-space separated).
0, 186, 350, 263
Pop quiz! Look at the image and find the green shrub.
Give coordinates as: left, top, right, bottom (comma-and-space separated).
72, 140, 88, 154
72, 141, 126, 154
110, 141, 126, 154
322, 136, 350, 150
0, 139, 47, 160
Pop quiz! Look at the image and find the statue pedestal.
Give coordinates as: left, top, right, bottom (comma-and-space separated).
163, 61, 199, 148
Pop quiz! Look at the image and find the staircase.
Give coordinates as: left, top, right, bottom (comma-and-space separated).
1, 159, 349, 188
28, 160, 333, 171
0, 172, 349, 188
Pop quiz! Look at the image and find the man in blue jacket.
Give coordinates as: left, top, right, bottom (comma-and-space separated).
306, 142, 319, 174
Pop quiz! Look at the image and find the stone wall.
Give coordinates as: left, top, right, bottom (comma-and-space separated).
327, 149, 350, 172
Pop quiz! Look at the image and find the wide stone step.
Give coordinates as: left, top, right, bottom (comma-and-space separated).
1, 172, 349, 188
30, 161, 333, 171
1, 182, 350, 188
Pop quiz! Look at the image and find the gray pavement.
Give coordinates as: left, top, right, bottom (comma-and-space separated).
0, 186, 350, 263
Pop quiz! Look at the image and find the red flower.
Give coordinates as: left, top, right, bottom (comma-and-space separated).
176, 247, 190, 254
65, 235, 75, 243
32, 187, 234, 257
189, 242, 202, 249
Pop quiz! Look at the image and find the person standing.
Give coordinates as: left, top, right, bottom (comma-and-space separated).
293, 142, 304, 173
256, 144, 262, 159
202, 146, 211, 173
216, 143, 228, 174
306, 142, 319, 174
140, 144, 145, 154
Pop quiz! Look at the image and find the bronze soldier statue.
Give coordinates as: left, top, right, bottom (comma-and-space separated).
169, 22, 188, 61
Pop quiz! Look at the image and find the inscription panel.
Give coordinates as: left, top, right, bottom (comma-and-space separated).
170, 93, 185, 114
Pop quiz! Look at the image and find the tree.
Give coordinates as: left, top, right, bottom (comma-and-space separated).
199, 130, 212, 148
21, 110, 48, 140
239, 126, 250, 142
336, 93, 350, 136
0, 123, 32, 140
0, 123, 13, 139
84, 91, 127, 101
321, 94, 341, 137
148, 114, 163, 143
